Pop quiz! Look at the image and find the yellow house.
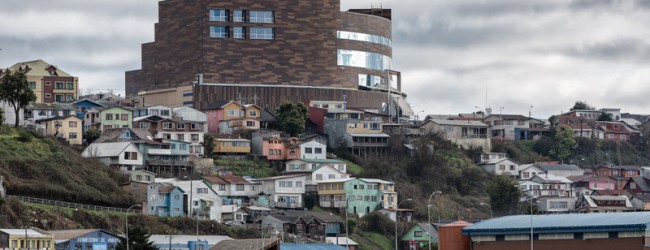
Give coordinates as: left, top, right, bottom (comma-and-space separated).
222, 101, 243, 120
0, 228, 55, 250
6, 59, 79, 104
214, 138, 251, 154
243, 104, 262, 119
36, 115, 83, 145
317, 178, 350, 208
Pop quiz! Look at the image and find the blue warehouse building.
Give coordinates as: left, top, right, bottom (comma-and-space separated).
462, 212, 650, 250
47, 229, 120, 250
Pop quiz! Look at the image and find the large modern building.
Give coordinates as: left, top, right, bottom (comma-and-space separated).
126, 0, 409, 115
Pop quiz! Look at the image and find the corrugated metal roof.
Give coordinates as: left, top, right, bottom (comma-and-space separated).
0, 229, 50, 237
462, 212, 650, 236
81, 142, 134, 157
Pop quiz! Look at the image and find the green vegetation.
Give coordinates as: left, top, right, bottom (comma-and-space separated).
214, 158, 277, 178
0, 197, 259, 238
486, 175, 521, 216
83, 127, 101, 144
202, 133, 215, 158
0, 126, 132, 206
356, 230, 393, 250
275, 102, 308, 137
0, 69, 37, 127
337, 158, 362, 175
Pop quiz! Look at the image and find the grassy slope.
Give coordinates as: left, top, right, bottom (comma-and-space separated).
0, 197, 258, 238
0, 126, 133, 206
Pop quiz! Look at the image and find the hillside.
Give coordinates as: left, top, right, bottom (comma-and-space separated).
0, 126, 133, 206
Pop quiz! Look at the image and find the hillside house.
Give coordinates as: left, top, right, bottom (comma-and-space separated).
479, 158, 520, 177
483, 114, 530, 140
419, 119, 491, 152
254, 174, 307, 209
82, 141, 143, 171
36, 115, 83, 144
202, 175, 261, 205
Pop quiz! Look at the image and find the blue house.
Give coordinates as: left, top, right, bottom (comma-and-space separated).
158, 183, 185, 217
72, 99, 105, 132
47, 229, 119, 250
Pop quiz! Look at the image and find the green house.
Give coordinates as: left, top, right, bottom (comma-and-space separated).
99, 106, 133, 131
345, 178, 383, 217
400, 223, 438, 249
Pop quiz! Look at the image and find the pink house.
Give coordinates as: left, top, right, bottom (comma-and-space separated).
570, 175, 617, 190
262, 137, 301, 161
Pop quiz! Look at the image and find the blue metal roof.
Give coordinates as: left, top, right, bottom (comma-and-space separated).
462, 212, 650, 236
280, 243, 346, 250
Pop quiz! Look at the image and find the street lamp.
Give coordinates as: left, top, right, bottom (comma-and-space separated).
395, 198, 412, 250
479, 203, 492, 218
345, 195, 350, 249
184, 176, 199, 240
427, 191, 442, 250
126, 204, 142, 250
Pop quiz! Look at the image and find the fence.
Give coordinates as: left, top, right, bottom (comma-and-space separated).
6, 195, 141, 213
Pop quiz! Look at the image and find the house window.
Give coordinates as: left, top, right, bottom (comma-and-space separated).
180, 144, 187, 150
499, 165, 505, 170
124, 152, 138, 160
191, 134, 199, 142
315, 148, 322, 154
160, 110, 170, 116
249, 10, 274, 23
55, 82, 64, 89
415, 231, 423, 237
227, 109, 239, 116
305, 148, 313, 154
69, 132, 77, 139
139, 122, 150, 129
191, 123, 199, 130
236, 184, 245, 191
45, 93, 51, 99
106, 114, 113, 120
328, 174, 336, 179
103, 125, 113, 130
66, 95, 74, 102
55, 94, 64, 102
316, 174, 323, 180
66, 82, 74, 90
210, 26, 229, 38
246, 121, 256, 127
523, 172, 529, 178
163, 122, 172, 129
219, 184, 226, 191
250, 27, 274, 40
510, 165, 515, 170
177, 123, 185, 129
69, 121, 77, 127
28, 82, 36, 89
177, 134, 185, 141
209, 9, 228, 22
249, 110, 257, 117
45, 81, 51, 86
121, 114, 129, 121
233, 10, 245, 22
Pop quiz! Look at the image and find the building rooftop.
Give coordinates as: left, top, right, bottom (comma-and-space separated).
280, 243, 345, 250
463, 212, 650, 236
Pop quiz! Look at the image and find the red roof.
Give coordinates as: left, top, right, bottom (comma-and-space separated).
441, 220, 473, 228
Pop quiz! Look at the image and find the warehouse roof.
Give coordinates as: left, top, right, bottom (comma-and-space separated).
462, 212, 650, 236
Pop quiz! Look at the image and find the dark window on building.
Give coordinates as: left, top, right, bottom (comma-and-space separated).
209, 9, 228, 22
249, 10, 273, 23
250, 27, 274, 40
574, 233, 583, 239
608, 232, 618, 238
233, 27, 246, 39
210, 26, 229, 38
233, 10, 245, 22
495, 235, 505, 241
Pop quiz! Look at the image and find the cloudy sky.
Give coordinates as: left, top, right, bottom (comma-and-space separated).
2, 0, 650, 118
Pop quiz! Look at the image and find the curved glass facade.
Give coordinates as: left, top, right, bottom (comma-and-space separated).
337, 49, 392, 71
337, 31, 392, 47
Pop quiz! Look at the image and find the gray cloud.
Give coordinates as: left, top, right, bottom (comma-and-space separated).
1, 0, 650, 119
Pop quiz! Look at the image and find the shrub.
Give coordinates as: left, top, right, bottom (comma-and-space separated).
16, 129, 33, 142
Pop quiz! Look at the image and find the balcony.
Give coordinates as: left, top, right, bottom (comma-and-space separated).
274, 201, 301, 209
147, 160, 193, 166
319, 201, 346, 208
148, 148, 172, 155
